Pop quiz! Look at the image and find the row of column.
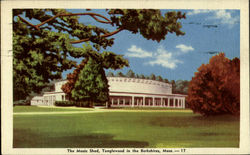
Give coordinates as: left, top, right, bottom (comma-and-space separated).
110, 96, 185, 108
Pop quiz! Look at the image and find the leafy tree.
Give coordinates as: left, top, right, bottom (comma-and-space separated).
150, 73, 156, 80
126, 69, 135, 78
187, 53, 240, 116
14, 9, 185, 100
156, 75, 163, 82
62, 45, 129, 101
175, 80, 189, 94
107, 71, 115, 77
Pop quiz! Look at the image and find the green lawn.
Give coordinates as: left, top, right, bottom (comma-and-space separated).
13, 105, 93, 113
13, 106, 239, 148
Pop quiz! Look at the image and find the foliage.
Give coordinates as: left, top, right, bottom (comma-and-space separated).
61, 59, 88, 100
70, 57, 109, 105
62, 45, 129, 102
164, 78, 169, 83
173, 80, 189, 94
139, 74, 145, 79
13, 9, 185, 100
13, 100, 30, 106
156, 75, 163, 82
187, 53, 240, 116
75, 101, 92, 107
126, 69, 135, 78
116, 71, 125, 77
55, 101, 75, 106
106, 71, 115, 77
149, 73, 156, 80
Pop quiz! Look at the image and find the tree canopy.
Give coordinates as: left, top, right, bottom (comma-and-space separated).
13, 9, 185, 101
187, 53, 240, 116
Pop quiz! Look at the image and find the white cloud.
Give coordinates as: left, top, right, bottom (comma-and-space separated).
126, 44, 192, 69
187, 10, 239, 28
186, 10, 212, 16
176, 44, 194, 53
210, 10, 239, 27
126, 45, 152, 58
146, 46, 183, 69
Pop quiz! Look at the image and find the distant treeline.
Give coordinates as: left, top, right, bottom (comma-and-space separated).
106, 69, 189, 95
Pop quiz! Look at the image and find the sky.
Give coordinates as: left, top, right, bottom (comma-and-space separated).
63, 9, 240, 81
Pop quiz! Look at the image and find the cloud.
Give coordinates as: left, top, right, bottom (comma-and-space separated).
187, 10, 239, 28
126, 45, 152, 58
126, 44, 192, 69
146, 46, 183, 69
210, 10, 239, 27
186, 10, 212, 16
176, 44, 194, 53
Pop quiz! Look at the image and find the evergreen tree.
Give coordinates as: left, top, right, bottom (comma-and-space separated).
156, 75, 163, 81
164, 78, 169, 83
71, 57, 109, 106
139, 74, 146, 79
116, 71, 125, 77
150, 73, 156, 80
126, 69, 135, 78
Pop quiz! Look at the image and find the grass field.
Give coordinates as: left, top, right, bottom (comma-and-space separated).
13, 106, 239, 148
13, 106, 93, 113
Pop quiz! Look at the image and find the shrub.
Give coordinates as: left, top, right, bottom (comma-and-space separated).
75, 101, 91, 107
55, 101, 75, 106
13, 100, 30, 106
94, 102, 106, 106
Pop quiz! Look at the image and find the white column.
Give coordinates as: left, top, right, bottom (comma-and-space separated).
177, 98, 179, 108
143, 97, 145, 107
153, 97, 155, 107
118, 98, 120, 106
173, 98, 176, 108
183, 98, 185, 109
161, 98, 163, 107
123, 98, 125, 106
132, 96, 134, 107
136, 99, 139, 106
111, 98, 114, 106
168, 98, 170, 107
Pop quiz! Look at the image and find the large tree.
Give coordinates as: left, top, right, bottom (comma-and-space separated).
187, 53, 240, 116
13, 9, 186, 101
61, 45, 129, 101
71, 57, 108, 106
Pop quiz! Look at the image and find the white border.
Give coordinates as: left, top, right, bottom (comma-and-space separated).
1, 0, 249, 154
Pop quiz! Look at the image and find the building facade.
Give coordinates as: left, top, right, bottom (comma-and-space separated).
31, 77, 187, 108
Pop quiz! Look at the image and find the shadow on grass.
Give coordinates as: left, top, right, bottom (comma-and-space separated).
148, 114, 240, 128
13, 129, 149, 148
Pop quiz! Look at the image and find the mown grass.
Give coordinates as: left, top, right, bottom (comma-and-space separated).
13, 106, 239, 148
13, 106, 92, 113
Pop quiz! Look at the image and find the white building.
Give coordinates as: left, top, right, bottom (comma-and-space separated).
31, 77, 187, 108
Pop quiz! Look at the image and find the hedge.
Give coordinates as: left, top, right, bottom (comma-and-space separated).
55, 101, 75, 106
55, 100, 106, 107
